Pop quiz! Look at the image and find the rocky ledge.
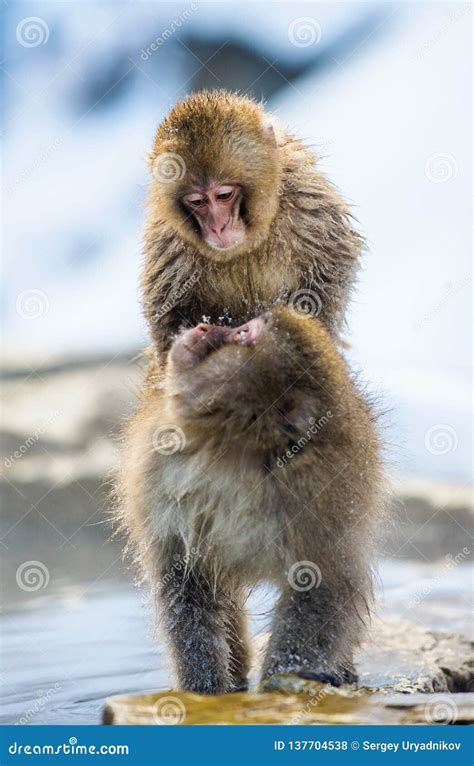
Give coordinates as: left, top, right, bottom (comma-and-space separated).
103, 616, 474, 725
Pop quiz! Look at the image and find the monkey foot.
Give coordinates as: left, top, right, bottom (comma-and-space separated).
259, 667, 358, 693
229, 680, 249, 693
296, 668, 358, 687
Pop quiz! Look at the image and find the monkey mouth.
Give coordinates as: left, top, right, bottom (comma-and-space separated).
205, 232, 245, 252
200, 218, 246, 252
207, 242, 236, 251
171, 317, 266, 370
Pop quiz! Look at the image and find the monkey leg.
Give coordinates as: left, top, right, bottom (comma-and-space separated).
261, 583, 362, 687
223, 598, 251, 692
157, 558, 234, 695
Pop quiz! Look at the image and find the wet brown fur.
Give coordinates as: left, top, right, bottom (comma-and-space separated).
117, 308, 383, 693
142, 90, 364, 370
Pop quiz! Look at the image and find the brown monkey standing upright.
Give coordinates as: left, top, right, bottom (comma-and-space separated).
118, 308, 384, 693
142, 90, 363, 365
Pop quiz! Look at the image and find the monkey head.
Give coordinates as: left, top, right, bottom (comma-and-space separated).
165, 308, 348, 449
149, 90, 282, 261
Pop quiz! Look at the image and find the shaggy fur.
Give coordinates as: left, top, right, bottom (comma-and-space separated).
117, 308, 384, 693
142, 90, 364, 362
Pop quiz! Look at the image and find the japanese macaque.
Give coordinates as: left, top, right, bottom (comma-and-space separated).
118, 307, 383, 693
142, 90, 364, 362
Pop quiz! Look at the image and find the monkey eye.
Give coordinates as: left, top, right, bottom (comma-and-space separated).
216, 185, 236, 201
184, 195, 207, 208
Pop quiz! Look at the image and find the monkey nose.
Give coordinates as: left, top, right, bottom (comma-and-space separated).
210, 222, 227, 235
193, 324, 230, 349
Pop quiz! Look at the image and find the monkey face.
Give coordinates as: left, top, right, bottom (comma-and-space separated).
166, 313, 292, 442
181, 184, 246, 251
149, 90, 282, 262
170, 317, 266, 372
165, 308, 350, 450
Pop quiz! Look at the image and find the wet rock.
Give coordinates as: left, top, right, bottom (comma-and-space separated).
103, 687, 474, 726
104, 616, 474, 725
356, 616, 473, 693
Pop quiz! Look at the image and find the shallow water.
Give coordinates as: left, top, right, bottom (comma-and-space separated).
1, 560, 472, 725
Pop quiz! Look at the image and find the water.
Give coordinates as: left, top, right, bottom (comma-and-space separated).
1, 560, 471, 725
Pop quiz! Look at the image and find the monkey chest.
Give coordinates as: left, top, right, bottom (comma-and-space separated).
153, 451, 284, 578
201, 262, 299, 324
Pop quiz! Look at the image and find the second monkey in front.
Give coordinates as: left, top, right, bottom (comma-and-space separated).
118, 307, 384, 693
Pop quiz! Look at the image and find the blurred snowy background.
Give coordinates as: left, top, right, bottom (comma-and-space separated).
1, 1, 472, 725
2, 0, 472, 484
